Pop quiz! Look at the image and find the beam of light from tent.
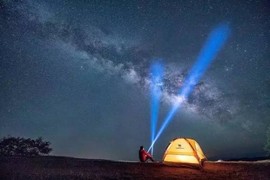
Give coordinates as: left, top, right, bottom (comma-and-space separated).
148, 23, 231, 152
150, 61, 164, 155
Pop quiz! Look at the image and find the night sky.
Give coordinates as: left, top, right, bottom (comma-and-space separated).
0, 0, 270, 161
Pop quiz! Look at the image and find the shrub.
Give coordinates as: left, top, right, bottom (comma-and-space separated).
0, 136, 52, 156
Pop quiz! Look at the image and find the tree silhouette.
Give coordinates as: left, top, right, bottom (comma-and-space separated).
0, 136, 52, 156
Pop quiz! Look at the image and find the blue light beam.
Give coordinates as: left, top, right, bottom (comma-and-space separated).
148, 23, 231, 152
150, 61, 164, 155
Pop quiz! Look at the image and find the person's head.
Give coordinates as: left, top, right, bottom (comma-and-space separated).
140, 146, 144, 150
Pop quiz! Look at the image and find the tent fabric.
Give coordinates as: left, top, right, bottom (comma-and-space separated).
162, 138, 207, 167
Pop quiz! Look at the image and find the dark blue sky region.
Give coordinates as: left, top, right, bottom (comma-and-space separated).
0, 0, 270, 160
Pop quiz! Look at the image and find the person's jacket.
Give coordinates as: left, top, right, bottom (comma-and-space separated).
139, 149, 152, 162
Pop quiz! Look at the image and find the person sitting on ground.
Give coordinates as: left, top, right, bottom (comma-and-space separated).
139, 146, 155, 162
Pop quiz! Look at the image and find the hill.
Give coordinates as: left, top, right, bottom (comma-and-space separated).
1, 156, 270, 179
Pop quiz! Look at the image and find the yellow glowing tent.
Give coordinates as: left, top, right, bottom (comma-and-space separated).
162, 138, 207, 167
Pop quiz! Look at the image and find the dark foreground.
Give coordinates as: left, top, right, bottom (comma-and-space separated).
1, 156, 270, 179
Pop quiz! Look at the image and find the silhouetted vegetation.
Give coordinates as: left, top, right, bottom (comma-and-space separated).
265, 126, 270, 156
0, 136, 52, 156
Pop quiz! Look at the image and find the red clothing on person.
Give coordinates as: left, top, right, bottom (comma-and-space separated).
139, 149, 154, 162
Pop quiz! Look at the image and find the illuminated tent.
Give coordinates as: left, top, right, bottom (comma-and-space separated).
162, 138, 207, 167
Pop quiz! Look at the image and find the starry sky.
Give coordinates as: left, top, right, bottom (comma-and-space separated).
0, 0, 270, 160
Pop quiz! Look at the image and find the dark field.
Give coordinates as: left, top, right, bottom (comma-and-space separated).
1, 156, 270, 179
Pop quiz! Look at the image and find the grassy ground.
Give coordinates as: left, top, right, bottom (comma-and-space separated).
1, 156, 270, 179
